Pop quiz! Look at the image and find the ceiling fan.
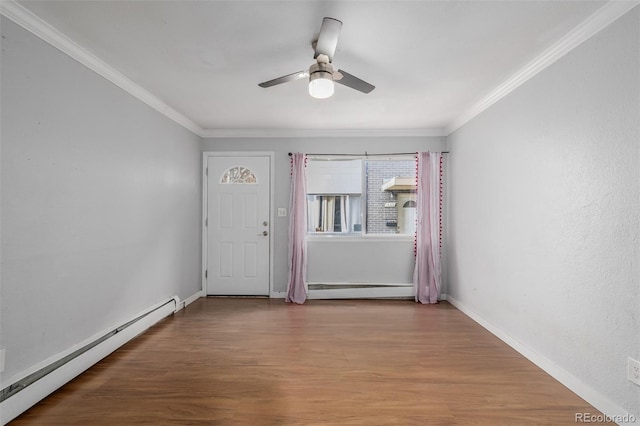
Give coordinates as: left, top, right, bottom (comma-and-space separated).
258, 17, 375, 99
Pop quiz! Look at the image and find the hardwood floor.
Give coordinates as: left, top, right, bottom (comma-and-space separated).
11, 298, 606, 425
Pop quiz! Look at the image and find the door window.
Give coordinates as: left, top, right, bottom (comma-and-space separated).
220, 166, 257, 184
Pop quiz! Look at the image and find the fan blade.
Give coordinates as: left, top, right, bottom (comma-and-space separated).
259, 70, 309, 88
314, 17, 342, 62
334, 69, 375, 94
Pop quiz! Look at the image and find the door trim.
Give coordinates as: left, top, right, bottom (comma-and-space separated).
202, 151, 275, 296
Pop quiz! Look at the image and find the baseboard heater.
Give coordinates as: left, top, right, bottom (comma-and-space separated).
307, 284, 414, 299
0, 298, 177, 425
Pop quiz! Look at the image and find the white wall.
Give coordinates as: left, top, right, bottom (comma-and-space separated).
201, 137, 447, 294
447, 7, 639, 418
0, 17, 202, 383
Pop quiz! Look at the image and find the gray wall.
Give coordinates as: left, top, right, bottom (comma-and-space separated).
201, 137, 446, 292
1, 17, 202, 381
447, 8, 639, 417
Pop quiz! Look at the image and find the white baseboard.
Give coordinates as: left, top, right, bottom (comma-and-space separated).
446, 295, 636, 424
175, 290, 205, 311
0, 298, 177, 425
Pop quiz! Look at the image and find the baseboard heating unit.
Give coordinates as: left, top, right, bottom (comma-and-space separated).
0, 298, 178, 425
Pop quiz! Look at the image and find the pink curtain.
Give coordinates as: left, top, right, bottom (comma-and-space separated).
413, 152, 442, 304
286, 153, 308, 304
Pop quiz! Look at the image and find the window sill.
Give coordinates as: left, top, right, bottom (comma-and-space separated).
307, 234, 415, 242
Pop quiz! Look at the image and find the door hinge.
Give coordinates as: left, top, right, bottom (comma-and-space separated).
205, 270, 208, 278
205, 167, 208, 176
205, 218, 208, 227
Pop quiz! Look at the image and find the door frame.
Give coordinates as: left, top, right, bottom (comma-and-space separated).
202, 151, 275, 296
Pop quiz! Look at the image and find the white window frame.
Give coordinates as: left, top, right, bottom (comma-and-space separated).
306, 154, 416, 239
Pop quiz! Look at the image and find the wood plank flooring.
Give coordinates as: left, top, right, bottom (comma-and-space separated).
10, 298, 606, 425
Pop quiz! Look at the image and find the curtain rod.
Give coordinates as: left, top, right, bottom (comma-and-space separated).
288, 151, 449, 156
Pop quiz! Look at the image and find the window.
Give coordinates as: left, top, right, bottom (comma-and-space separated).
306, 157, 416, 235
220, 166, 257, 184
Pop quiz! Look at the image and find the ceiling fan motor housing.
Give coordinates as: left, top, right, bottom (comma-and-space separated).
309, 62, 334, 82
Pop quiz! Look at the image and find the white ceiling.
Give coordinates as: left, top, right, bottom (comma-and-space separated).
8, 1, 613, 135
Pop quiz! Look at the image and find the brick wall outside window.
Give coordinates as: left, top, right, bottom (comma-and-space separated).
365, 160, 415, 234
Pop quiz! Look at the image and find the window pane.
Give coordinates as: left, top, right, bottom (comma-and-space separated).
306, 158, 363, 235
365, 160, 416, 235
307, 195, 362, 234
220, 166, 257, 184
306, 159, 362, 193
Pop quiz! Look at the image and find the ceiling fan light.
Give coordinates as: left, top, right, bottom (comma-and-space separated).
308, 62, 335, 99
308, 76, 334, 99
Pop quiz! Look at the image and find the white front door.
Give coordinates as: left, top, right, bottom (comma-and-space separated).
205, 154, 271, 295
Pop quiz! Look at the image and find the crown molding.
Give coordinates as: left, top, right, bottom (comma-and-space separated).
0, 0, 205, 137
199, 128, 447, 138
446, 0, 640, 135
0, 0, 443, 141
5, 0, 635, 140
